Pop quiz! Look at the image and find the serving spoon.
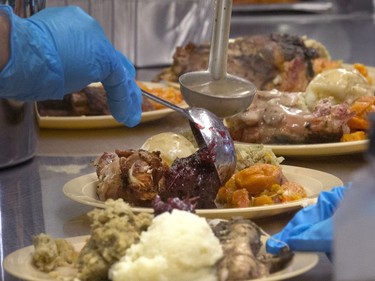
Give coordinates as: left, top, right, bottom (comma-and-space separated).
141, 89, 236, 184
179, 0, 256, 118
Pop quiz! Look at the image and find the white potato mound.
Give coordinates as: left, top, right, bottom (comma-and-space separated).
109, 210, 223, 281
305, 68, 373, 110
141, 132, 197, 165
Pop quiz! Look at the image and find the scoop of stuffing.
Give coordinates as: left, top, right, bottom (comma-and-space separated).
234, 143, 284, 172
32, 233, 78, 273
75, 199, 153, 281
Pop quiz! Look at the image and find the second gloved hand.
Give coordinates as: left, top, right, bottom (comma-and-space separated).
266, 186, 349, 255
0, 5, 141, 127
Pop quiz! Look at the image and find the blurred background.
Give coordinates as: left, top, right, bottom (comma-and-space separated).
44, 0, 375, 68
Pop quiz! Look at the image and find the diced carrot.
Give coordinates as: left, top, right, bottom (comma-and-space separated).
136, 81, 183, 109
252, 195, 274, 206
313, 58, 342, 75
341, 131, 367, 142
347, 116, 370, 131
347, 96, 375, 132
350, 101, 373, 116
231, 189, 250, 208
216, 177, 236, 204
234, 163, 282, 196
354, 63, 373, 85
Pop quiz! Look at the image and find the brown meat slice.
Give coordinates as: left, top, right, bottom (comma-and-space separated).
37, 85, 156, 117
212, 218, 294, 281
94, 149, 168, 206
226, 90, 352, 144
37, 85, 109, 116
117, 149, 169, 207
94, 152, 123, 201
155, 33, 322, 92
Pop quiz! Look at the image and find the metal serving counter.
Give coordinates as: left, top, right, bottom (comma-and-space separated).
1, 9, 375, 281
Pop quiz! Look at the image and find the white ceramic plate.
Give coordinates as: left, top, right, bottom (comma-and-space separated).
36, 82, 186, 129
36, 107, 185, 129
3, 235, 319, 281
235, 140, 369, 157
63, 165, 343, 220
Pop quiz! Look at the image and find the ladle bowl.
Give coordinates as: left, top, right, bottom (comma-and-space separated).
141, 89, 236, 184
179, 71, 256, 118
179, 0, 257, 118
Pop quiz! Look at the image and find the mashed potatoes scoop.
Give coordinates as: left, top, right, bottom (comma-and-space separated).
109, 210, 223, 281
305, 68, 373, 111
141, 133, 197, 166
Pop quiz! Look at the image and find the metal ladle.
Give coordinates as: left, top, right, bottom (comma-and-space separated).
141, 89, 236, 184
179, 0, 256, 118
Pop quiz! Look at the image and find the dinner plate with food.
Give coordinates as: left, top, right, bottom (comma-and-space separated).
3, 199, 319, 281
63, 132, 343, 220
155, 33, 375, 156
224, 66, 374, 156
36, 81, 187, 129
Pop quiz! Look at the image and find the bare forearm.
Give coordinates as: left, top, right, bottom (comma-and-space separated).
0, 10, 10, 71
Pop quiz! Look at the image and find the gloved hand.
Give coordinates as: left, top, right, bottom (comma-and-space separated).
0, 5, 142, 127
266, 186, 349, 255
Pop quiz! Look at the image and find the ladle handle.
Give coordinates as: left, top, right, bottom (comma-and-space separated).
141, 89, 191, 119
208, 0, 233, 81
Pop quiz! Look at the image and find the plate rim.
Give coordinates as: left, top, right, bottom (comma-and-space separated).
62, 164, 343, 218
234, 140, 369, 156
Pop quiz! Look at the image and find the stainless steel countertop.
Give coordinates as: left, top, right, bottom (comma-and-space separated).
1, 11, 374, 281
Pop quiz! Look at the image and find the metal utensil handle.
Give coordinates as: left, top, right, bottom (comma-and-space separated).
1, 0, 46, 17
208, 0, 232, 80
141, 89, 191, 119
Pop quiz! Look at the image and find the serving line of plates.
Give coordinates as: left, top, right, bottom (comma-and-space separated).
35, 104, 188, 129
3, 235, 319, 281
12, 64, 371, 281
236, 140, 369, 157
3, 164, 342, 280
35, 70, 371, 156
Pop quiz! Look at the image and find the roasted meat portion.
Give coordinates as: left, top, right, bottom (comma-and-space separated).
94, 149, 169, 207
155, 33, 326, 92
211, 218, 294, 281
95, 146, 222, 209
37, 85, 110, 117
94, 152, 122, 201
37, 84, 159, 117
117, 149, 168, 205
225, 90, 353, 144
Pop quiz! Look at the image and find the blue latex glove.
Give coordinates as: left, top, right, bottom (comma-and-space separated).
0, 5, 142, 127
266, 186, 349, 255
